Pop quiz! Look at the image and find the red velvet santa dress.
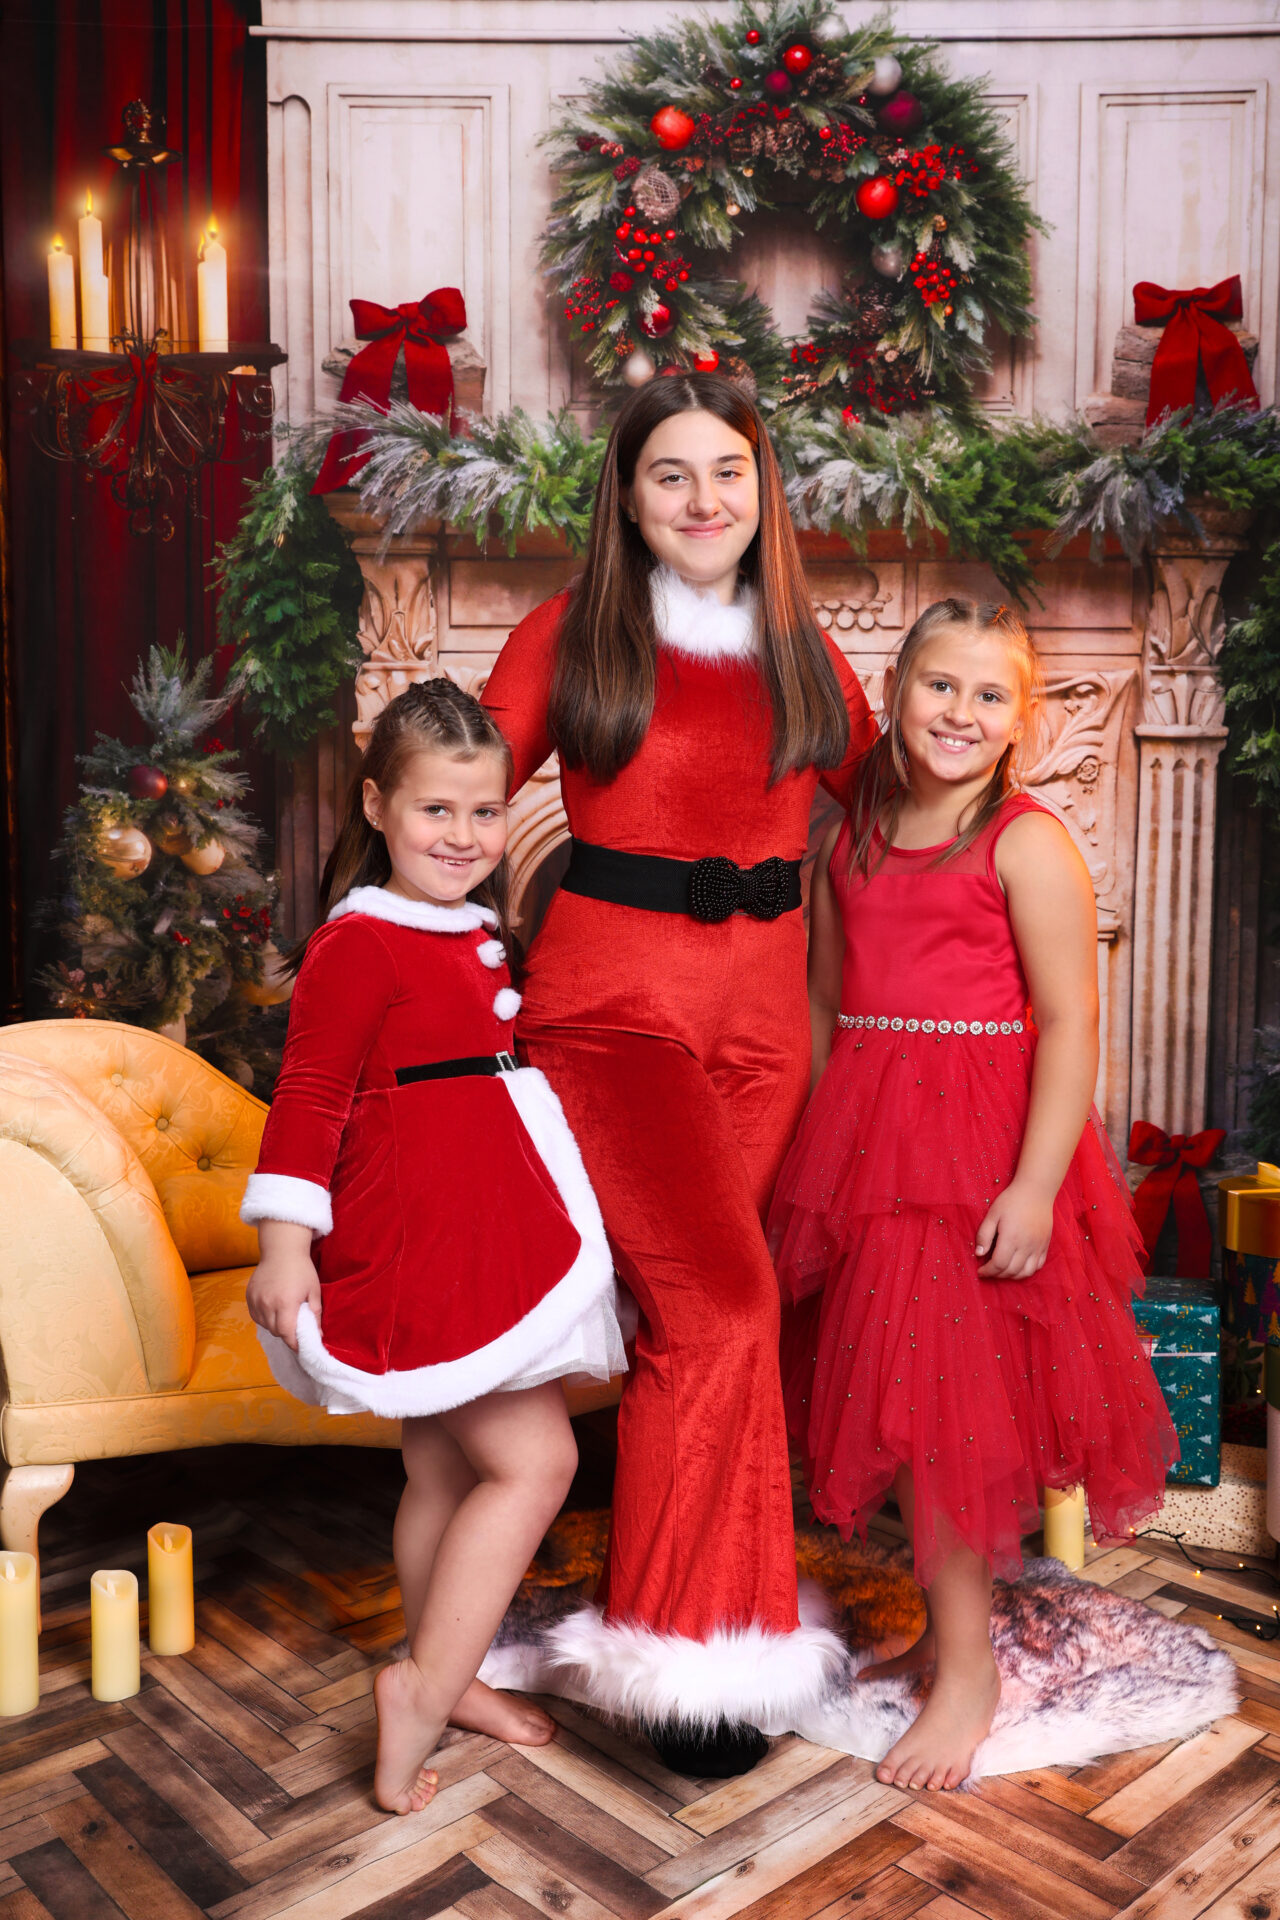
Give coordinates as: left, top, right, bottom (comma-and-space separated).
770, 796, 1176, 1587
479, 568, 878, 1736
241, 886, 623, 1417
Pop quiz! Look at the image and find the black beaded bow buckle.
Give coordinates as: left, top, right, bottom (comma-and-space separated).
689, 854, 793, 924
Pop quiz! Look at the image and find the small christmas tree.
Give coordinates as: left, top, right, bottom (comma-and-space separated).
41, 640, 288, 1091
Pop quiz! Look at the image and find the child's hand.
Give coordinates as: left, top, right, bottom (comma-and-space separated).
974, 1182, 1055, 1279
246, 1220, 321, 1351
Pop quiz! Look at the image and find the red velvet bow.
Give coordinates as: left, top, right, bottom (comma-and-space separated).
1132, 276, 1258, 429
313, 287, 466, 495
1128, 1121, 1226, 1277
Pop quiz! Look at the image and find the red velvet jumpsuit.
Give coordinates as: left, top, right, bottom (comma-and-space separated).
483, 589, 876, 1730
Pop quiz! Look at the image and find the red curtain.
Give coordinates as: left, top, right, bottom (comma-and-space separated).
0, 0, 272, 1011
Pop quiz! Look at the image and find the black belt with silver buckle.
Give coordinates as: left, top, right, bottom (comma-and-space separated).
561, 838, 801, 924
395, 1052, 518, 1086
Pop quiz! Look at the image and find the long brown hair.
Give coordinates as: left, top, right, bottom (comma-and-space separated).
548, 372, 849, 783
288, 679, 516, 973
850, 598, 1046, 876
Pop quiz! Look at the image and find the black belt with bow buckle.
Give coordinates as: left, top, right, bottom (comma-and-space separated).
561, 838, 802, 924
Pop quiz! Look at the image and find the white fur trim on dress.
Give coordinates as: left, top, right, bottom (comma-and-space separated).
255, 1065, 623, 1420
494, 987, 522, 1020
477, 938, 506, 969
327, 886, 497, 934
651, 565, 757, 661
479, 1581, 846, 1735
240, 1171, 333, 1236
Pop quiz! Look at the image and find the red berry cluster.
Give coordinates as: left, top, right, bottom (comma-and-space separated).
894, 144, 976, 197
202, 737, 226, 754
171, 928, 191, 946
789, 341, 825, 367
816, 123, 868, 159
910, 250, 957, 308
222, 896, 273, 947
564, 274, 609, 332
651, 255, 693, 292
613, 156, 641, 181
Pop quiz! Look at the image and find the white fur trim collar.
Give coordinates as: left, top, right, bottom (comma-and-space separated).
651, 565, 757, 661
328, 886, 497, 933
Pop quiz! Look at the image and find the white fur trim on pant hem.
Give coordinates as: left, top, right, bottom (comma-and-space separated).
481, 1582, 846, 1734
241, 1171, 333, 1236
255, 1066, 621, 1420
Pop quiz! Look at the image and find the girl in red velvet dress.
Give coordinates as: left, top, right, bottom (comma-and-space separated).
481, 372, 877, 1777
242, 679, 622, 1815
770, 599, 1176, 1792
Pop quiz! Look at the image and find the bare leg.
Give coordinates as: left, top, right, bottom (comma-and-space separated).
874, 1467, 1000, 1792
859, 1469, 934, 1682
395, 1419, 555, 1749
374, 1383, 577, 1813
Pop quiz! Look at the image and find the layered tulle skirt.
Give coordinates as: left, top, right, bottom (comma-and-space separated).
769, 1025, 1177, 1585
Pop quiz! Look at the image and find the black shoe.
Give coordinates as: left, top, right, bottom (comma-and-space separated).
648, 1719, 770, 1778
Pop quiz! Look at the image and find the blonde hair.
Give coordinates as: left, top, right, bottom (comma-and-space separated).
288, 678, 515, 973
850, 597, 1045, 877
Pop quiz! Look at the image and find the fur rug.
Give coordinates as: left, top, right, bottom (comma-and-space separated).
488, 1513, 1238, 1781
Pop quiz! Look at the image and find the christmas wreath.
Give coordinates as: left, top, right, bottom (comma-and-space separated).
541, 1, 1042, 415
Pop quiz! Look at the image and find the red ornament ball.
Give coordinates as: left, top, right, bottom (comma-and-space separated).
782, 44, 814, 73
878, 90, 924, 137
762, 69, 792, 97
729, 76, 743, 90
640, 303, 674, 339
694, 350, 720, 372
744, 28, 761, 43
855, 175, 900, 220
128, 764, 168, 801
650, 106, 696, 151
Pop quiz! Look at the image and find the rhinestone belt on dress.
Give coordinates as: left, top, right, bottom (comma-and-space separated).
837, 1013, 1025, 1035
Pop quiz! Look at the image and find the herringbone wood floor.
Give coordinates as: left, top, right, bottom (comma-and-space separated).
3, 1431, 1279, 1920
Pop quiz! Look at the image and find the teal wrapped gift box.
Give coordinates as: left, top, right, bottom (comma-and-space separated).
1132, 1275, 1221, 1487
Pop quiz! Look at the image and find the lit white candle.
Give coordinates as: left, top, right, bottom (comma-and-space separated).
90, 1569, 140, 1702
197, 222, 229, 352
78, 192, 110, 352
1042, 1485, 1086, 1570
147, 1523, 194, 1656
47, 237, 77, 349
0, 1553, 39, 1718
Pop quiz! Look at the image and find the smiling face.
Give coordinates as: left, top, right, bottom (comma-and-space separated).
890, 626, 1026, 792
363, 745, 509, 909
622, 407, 761, 604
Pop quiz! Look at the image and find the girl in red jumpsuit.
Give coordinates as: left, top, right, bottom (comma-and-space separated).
482, 373, 877, 1774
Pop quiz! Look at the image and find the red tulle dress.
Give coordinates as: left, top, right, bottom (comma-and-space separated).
769, 794, 1177, 1586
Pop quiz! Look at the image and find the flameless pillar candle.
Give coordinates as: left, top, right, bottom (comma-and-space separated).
78, 191, 110, 351
197, 223, 228, 352
0, 1553, 39, 1717
90, 1569, 140, 1701
47, 237, 77, 348
147, 1523, 194, 1655
1042, 1485, 1086, 1571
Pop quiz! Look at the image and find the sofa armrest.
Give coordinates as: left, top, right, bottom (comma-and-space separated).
0, 1054, 195, 1400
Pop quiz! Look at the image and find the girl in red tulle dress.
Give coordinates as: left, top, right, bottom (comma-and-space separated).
769, 598, 1176, 1793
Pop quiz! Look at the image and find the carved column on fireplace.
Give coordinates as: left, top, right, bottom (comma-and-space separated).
1129, 506, 1251, 1136
324, 495, 442, 749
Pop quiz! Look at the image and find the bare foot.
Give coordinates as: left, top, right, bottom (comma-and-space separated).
875, 1656, 1000, 1792
373, 1659, 444, 1814
449, 1678, 556, 1746
857, 1626, 936, 1684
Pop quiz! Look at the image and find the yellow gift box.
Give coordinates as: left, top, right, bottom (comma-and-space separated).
1219, 1162, 1280, 1260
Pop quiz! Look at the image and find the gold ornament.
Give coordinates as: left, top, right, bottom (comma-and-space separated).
725, 201, 741, 218
171, 774, 195, 796
632, 164, 681, 222
98, 824, 153, 878
180, 838, 226, 876
933, 214, 947, 232
153, 815, 193, 856
237, 941, 294, 1007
